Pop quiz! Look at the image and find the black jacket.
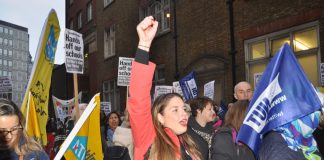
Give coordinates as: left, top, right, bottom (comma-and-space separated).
211, 127, 255, 160
187, 116, 214, 160
258, 131, 312, 160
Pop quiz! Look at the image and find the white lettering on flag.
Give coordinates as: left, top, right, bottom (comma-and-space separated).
243, 73, 287, 133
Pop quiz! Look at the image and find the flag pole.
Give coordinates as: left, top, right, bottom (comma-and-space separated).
73, 73, 80, 123
25, 92, 31, 130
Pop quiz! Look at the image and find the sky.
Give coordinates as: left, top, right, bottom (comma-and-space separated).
0, 0, 65, 64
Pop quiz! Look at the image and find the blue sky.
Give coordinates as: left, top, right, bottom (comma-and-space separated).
0, 0, 65, 64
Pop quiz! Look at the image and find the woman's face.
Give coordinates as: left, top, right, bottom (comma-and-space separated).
108, 113, 119, 130
158, 96, 189, 135
199, 103, 216, 123
0, 115, 21, 149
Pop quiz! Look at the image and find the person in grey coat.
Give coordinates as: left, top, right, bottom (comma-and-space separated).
211, 100, 255, 160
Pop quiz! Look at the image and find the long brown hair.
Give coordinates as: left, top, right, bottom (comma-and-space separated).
0, 98, 43, 155
223, 100, 249, 132
149, 93, 201, 160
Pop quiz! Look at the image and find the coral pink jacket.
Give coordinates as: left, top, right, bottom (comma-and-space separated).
128, 61, 182, 160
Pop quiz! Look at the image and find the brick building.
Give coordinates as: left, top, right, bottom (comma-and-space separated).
64, 0, 324, 112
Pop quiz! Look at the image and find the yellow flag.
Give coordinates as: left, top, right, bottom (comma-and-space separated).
21, 9, 61, 145
26, 92, 41, 143
54, 93, 103, 160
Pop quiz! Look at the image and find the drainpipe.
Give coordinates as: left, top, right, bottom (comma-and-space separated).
173, 0, 180, 80
227, 0, 237, 99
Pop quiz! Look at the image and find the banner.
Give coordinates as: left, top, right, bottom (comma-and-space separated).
25, 92, 41, 143
179, 71, 198, 101
117, 57, 134, 86
65, 28, 84, 74
204, 80, 215, 100
237, 43, 322, 155
52, 92, 82, 122
154, 85, 173, 100
21, 9, 61, 145
54, 93, 103, 160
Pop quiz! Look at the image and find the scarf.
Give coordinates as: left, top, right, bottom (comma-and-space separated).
274, 111, 321, 160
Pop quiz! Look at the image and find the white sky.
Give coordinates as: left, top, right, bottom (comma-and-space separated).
0, 0, 65, 64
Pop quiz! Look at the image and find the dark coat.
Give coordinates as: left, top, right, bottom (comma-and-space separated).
258, 131, 307, 160
187, 116, 214, 160
211, 127, 255, 160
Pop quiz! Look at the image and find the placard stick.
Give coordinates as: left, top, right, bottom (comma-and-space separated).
73, 73, 80, 122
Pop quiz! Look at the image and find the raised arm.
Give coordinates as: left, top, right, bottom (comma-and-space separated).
128, 16, 158, 160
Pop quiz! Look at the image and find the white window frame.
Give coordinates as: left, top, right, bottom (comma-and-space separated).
102, 79, 120, 111
87, 2, 93, 22
244, 21, 320, 87
104, 0, 114, 7
141, 0, 170, 34
104, 25, 116, 59
77, 11, 82, 29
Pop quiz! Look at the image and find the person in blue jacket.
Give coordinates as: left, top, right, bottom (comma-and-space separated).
0, 98, 49, 160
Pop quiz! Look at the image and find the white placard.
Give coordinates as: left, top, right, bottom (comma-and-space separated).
65, 28, 84, 74
100, 102, 111, 115
154, 85, 173, 100
0, 76, 12, 93
173, 81, 184, 97
117, 57, 134, 86
204, 80, 215, 100
320, 63, 324, 86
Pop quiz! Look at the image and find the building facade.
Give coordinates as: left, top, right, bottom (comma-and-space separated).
65, 0, 324, 112
0, 20, 32, 107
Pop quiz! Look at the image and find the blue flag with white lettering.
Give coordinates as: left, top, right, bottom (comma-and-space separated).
179, 71, 198, 101
237, 43, 322, 155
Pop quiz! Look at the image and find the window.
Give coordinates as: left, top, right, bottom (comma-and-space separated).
0, 26, 3, 33
8, 50, 12, 57
0, 59, 2, 66
9, 29, 13, 35
0, 38, 2, 44
69, 19, 74, 29
87, 2, 93, 22
104, 25, 115, 59
4, 39, 7, 45
245, 22, 320, 88
8, 61, 12, 68
9, 40, 12, 46
104, 0, 114, 7
141, 0, 170, 33
153, 64, 165, 85
3, 71, 7, 76
4, 49, 7, 56
3, 60, 7, 66
4, 28, 8, 34
102, 79, 120, 111
77, 11, 82, 29
0, 48, 2, 56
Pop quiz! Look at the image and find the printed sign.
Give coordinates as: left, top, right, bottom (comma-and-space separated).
65, 29, 84, 74
204, 80, 215, 100
0, 76, 12, 93
100, 102, 111, 115
154, 85, 173, 100
117, 57, 134, 86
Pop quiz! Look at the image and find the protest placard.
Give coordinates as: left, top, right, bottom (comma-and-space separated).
65, 29, 84, 74
117, 57, 134, 86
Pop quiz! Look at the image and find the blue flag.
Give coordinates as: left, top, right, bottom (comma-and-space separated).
237, 43, 322, 155
217, 100, 228, 120
179, 71, 198, 101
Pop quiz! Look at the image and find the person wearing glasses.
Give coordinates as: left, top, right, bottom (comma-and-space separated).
0, 99, 49, 160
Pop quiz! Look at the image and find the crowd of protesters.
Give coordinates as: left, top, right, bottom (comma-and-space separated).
0, 16, 324, 160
